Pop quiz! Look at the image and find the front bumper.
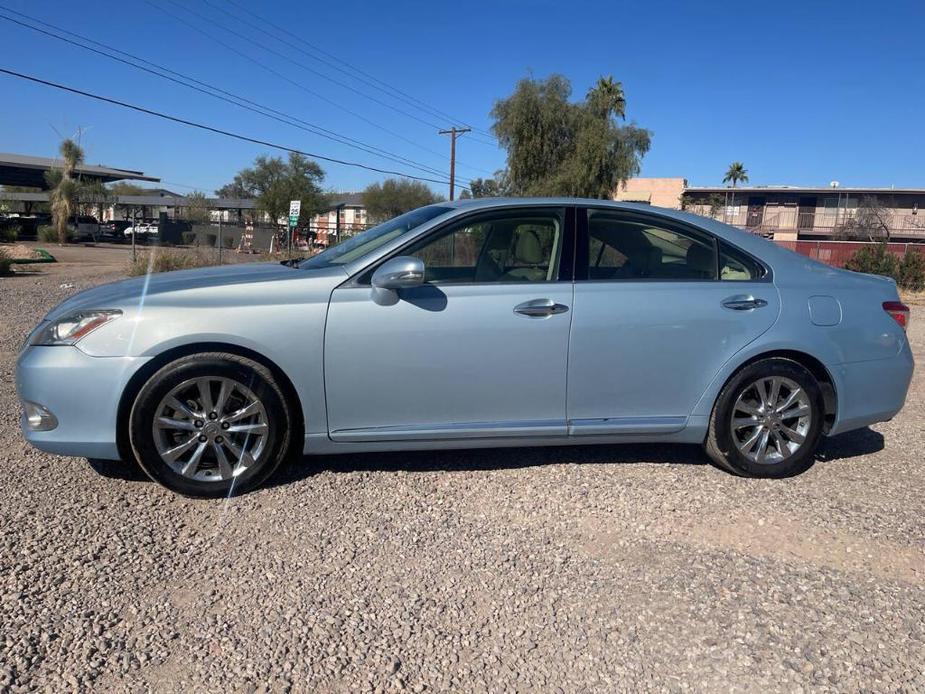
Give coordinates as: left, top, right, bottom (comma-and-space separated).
15, 345, 150, 460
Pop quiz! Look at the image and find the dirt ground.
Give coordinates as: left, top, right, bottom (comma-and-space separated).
1, 244, 923, 692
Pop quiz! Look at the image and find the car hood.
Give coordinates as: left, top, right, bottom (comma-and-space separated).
45, 261, 347, 320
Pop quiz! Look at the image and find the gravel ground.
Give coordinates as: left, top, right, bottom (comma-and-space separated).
1, 249, 923, 693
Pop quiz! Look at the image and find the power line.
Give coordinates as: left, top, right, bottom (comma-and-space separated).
143, 0, 488, 178
0, 67, 469, 190
0, 6, 469, 183
212, 0, 499, 144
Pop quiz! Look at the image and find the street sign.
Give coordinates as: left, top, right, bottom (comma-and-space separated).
288, 215, 299, 227
289, 200, 301, 217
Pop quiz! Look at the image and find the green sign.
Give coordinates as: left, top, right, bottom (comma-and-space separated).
288, 215, 299, 226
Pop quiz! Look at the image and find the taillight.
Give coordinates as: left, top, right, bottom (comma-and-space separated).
882, 301, 910, 331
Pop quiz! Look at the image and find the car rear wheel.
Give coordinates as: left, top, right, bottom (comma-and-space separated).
704, 358, 824, 478
129, 353, 294, 496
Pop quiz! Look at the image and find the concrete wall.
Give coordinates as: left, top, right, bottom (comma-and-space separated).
615, 178, 687, 209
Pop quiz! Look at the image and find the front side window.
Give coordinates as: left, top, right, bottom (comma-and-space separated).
587, 212, 717, 280
403, 211, 563, 284
300, 205, 451, 269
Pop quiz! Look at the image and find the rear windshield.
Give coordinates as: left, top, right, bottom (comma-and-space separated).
299, 206, 451, 269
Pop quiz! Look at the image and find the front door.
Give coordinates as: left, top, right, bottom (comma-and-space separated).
567, 209, 780, 435
324, 207, 574, 442
798, 196, 817, 230
746, 197, 766, 228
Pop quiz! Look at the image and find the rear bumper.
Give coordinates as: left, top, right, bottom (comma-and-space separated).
15, 345, 149, 459
828, 347, 914, 436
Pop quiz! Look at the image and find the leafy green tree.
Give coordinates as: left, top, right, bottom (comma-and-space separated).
362, 178, 440, 223
108, 182, 147, 196
217, 153, 327, 224
723, 162, 749, 187
184, 190, 211, 224
460, 172, 509, 199
899, 248, 925, 291
45, 138, 84, 244
489, 74, 651, 198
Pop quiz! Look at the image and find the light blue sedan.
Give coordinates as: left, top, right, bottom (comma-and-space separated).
16, 199, 914, 496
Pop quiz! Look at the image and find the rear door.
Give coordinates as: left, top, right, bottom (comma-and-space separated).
566, 208, 780, 436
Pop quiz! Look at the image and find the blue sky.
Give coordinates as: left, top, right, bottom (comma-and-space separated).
2, 0, 923, 196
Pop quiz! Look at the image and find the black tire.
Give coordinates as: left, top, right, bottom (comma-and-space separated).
129, 352, 294, 497
704, 358, 824, 478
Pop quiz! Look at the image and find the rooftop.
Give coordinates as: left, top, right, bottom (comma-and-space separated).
0, 152, 160, 189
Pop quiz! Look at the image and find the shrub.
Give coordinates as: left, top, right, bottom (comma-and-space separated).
844, 242, 899, 279
38, 225, 70, 243
222, 235, 236, 249
181, 231, 197, 246
845, 242, 925, 291
0, 224, 20, 243
899, 249, 925, 292
0, 248, 11, 276
127, 248, 218, 276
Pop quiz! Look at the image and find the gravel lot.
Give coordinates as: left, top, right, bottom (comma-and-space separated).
1, 247, 923, 692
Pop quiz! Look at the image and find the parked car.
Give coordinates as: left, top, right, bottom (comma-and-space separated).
16, 199, 914, 496
100, 220, 133, 240
68, 215, 100, 241
124, 224, 158, 239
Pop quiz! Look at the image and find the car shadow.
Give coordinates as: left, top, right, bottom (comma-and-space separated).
87, 427, 885, 490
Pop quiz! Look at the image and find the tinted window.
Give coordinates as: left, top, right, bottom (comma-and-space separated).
587, 212, 716, 280
404, 212, 562, 284
719, 241, 765, 280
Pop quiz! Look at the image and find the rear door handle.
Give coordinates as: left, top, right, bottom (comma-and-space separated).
514, 298, 569, 318
722, 295, 768, 311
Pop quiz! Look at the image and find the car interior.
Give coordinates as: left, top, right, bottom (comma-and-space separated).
410, 216, 561, 284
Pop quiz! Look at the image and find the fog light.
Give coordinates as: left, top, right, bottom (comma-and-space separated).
22, 401, 58, 431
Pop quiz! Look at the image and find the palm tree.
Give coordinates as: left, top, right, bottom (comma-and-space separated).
46, 138, 85, 245
588, 76, 626, 120
723, 162, 749, 187
722, 162, 749, 223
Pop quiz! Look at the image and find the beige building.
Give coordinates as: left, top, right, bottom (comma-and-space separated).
682, 185, 925, 241
614, 177, 687, 209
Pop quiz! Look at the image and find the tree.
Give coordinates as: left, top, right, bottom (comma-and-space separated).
184, 190, 211, 224
45, 138, 84, 244
836, 195, 893, 241
216, 153, 327, 224
362, 178, 440, 223
108, 182, 147, 196
489, 74, 651, 198
723, 162, 749, 187
459, 171, 509, 199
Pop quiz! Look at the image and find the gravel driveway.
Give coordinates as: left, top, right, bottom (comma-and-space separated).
2, 251, 923, 692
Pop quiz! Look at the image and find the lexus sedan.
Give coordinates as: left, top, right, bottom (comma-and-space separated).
16, 199, 913, 496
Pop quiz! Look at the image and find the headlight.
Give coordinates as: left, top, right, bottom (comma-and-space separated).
30, 310, 122, 346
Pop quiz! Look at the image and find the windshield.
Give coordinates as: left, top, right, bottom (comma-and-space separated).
299, 205, 452, 269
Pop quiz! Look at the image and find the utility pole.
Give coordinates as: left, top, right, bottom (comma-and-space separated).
439, 127, 471, 200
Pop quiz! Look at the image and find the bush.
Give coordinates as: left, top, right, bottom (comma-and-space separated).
0, 248, 11, 276
181, 231, 197, 246
38, 225, 70, 243
126, 248, 219, 276
899, 249, 925, 292
845, 242, 925, 291
222, 235, 236, 249
0, 224, 20, 243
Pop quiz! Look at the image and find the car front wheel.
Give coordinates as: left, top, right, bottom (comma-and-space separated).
129, 352, 294, 496
704, 358, 824, 478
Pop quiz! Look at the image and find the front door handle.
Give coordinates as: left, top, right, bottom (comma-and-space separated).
514, 298, 570, 318
722, 295, 768, 311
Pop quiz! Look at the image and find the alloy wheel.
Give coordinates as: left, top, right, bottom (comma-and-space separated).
730, 376, 812, 464
152, 377, 269, 481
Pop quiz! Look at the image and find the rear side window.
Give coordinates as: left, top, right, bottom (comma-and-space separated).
586, 212, 717, 280
719, 241, 765, 281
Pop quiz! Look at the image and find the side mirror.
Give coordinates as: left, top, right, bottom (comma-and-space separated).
371, 256, 425, 290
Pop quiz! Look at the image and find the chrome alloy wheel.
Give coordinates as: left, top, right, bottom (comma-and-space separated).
152, 377, 269, 481
730, 376, 812, 464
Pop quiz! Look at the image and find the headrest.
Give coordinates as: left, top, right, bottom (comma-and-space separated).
686, 243, 714, 275
514, 230, 543, 264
